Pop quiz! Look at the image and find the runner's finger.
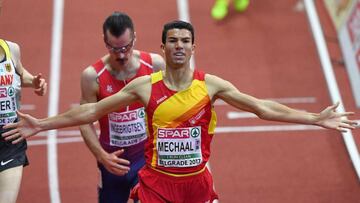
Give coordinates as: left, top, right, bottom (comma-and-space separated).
2, 128, 18, 137
12, 136, 24, 144
113, 149, 125, 156
3, 122, 18, 129
4, 132, 20, 141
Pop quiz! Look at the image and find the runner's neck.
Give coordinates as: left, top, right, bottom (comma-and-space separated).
163, 67, 194, 91
107, 55, 139, 81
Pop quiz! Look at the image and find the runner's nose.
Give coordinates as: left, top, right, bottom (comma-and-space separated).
118, 52, 126, 59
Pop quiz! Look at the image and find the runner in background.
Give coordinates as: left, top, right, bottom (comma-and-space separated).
211, 0, 250, 20
0, 3, 47, 199
79, 12, 164, 203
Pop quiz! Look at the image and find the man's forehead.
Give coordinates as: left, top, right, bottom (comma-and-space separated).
105, 28, 133, 39
166, 28, 192, 38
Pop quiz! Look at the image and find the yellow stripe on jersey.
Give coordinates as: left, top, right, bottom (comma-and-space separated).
0, 39, 11, 60
151, 71, 163, 84
152, 79, 209, 127
209, 108, 217, 134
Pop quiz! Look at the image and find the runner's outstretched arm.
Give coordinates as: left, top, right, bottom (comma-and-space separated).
205, 74, 358, 131
2, 75, 151, 143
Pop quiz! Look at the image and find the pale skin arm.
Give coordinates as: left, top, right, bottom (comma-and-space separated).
79, 66, 130, 175
3, 75, 152, 143
8, 41, 47, 96
206, 74, 357, 131
150, 53, 166, 72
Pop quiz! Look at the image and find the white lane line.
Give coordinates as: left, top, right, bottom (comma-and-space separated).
176, 0, 195, 69
216, 119, 360, 133
214, 97, 317, 106
37, 130, 100, 137
176, 0, 190, 22
216, 124, 322, 133
227, 111, 257, 119
29, 137, 83, 146
269, 97, 317, 103
48, 0, 64, 202
20, 104, 36, 111
227, 109, 307, 119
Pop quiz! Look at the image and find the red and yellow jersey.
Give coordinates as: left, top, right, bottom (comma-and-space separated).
145, 70, 217, 176
94, 51, 154, 161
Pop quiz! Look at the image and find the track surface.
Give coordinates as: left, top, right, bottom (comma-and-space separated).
0, 0, 359, 202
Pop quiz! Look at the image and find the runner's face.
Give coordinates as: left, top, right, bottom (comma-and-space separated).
104, 28, 135, 66
161, 29, 194, 68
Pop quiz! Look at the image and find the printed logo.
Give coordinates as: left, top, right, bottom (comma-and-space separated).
0, 75, 13, 86
158, 128, 191, 139
190, 128, 200, 138
106, 85, 113, 93
7, 87, 14, 97
109, 111, 138, 122
138, 108, 145, 118
5, 63, 11, 72
0, 87, 7, 98
189, 108, 206, 125
0, 159, 14, 166
156, 95, 167, 104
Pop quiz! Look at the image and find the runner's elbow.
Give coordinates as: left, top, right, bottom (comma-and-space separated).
78, 103, 98, 123
254, 100, 278, 120
89, 107, 100, 123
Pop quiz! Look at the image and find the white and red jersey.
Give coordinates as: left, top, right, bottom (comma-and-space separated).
0, 39, 21, 126
94, 51, 154, 161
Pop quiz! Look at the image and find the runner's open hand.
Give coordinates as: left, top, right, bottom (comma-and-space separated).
98, 149, 130, 176
2, 111, 41, 144
315, 102, 358, 132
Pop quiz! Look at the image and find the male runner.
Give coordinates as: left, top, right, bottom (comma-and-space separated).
79, 12, 164, 203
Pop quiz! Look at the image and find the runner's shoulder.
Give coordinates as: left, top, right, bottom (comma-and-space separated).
129, 75, 151, 86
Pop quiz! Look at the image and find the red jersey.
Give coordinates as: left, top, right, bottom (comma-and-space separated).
145, 70, 217, 176
94, 51, 154, 161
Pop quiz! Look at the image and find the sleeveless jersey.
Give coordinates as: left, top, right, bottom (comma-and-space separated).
0, 39, 21, 126
94, 51, 154, 161
145, 70, 217, 176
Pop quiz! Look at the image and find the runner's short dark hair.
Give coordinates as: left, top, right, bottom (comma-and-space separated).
162, 20, 194, 44
103, 11, 134, 39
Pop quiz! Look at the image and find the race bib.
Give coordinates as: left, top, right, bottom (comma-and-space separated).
0, 86, 17, 125
156, 126, 202, 167
108, 107, 147, 147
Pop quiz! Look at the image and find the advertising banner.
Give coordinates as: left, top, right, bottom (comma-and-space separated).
338, 0, 360, 107
324, 0, 356, 30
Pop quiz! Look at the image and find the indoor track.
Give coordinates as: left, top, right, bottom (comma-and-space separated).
0, 0, 359, 202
